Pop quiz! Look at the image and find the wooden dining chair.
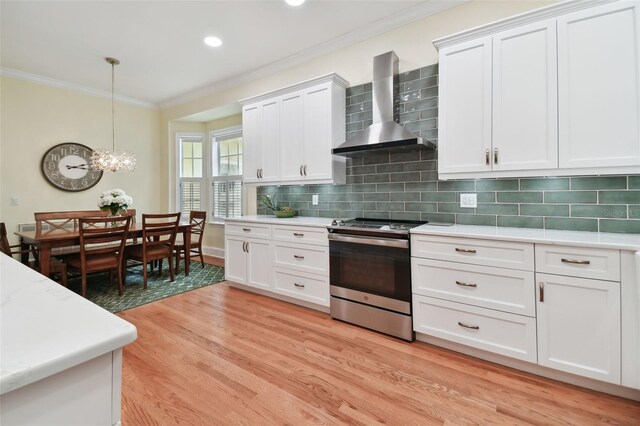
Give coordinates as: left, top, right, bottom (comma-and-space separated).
65, 216, 131, 298
1, 222, 68, 287
125, 212, 180, 289
174, 210, 206, 274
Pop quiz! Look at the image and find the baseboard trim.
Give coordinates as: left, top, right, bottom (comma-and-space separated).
416, 333, 640, 401
202, 246, 224, 259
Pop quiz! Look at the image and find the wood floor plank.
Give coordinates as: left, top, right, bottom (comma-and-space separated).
119, 283, 640, 425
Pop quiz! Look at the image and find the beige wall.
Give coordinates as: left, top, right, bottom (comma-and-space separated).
0, 76, 162, 244
161, 0, 557, 255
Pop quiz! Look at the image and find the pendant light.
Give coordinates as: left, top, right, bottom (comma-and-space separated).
91, 57, 136, 172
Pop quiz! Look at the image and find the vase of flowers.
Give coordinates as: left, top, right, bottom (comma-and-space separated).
98, 189, 133, 217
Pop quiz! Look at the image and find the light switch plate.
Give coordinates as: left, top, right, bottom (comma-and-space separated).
10, 197, 18, 206
312, 194, 319, 205
460, 193, 477, 208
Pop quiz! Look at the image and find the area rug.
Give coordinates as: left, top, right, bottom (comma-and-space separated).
65, 261, 225, 313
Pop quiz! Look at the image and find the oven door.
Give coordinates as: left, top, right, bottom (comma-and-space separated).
329, 233, 411, 304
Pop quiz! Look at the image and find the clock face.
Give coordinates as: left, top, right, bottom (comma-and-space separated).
41, 143, 103, 191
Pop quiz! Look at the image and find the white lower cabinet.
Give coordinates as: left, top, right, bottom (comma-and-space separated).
225, 221, 329, 308
536, 273, 621, 384
225, 235, 272, 291
411, 234, 626, 388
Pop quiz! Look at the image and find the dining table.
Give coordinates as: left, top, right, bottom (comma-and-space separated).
15, 222, 192, 278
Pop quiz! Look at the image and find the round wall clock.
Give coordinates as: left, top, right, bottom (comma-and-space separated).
41, 143, 103, 191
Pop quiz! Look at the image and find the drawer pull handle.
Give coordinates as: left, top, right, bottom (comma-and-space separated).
539, 282, 544, 302
455, 248, 477, 254
561, 258, 591, 265
485, 149, 490, 165
294, 255, 305, 260
293, 233, 304, 237
294, 283, 305, 288
458, 321, 479, 330
456, 281, 477, 288
242, 242, 247, 252
242, 228, 251, 232
300, 165, 304, 176
245, 242, 249, 253
494, 148, 498, 164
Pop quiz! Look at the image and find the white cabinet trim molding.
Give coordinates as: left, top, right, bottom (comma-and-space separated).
433, 0, 617, 49
239, 73, 348, 105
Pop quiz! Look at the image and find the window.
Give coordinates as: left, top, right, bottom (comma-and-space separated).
176, 127, 243, 222
178, 134, 204, 217
211, 129, 243, 219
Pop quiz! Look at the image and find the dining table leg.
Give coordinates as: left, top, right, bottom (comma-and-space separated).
39, 242, 52, 277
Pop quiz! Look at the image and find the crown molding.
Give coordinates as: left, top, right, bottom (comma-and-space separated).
159, 0, 469, 110
0, 67, 158, 110
433, 0, 617, 50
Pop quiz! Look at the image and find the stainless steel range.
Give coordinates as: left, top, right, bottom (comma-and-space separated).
327, 218, 426, 341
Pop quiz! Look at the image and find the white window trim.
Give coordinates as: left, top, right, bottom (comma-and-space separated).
210, 125, 244, 224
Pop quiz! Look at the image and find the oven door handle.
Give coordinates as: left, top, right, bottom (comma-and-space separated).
328, 233, 409, 249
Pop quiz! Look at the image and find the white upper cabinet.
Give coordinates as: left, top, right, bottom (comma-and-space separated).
240, 74, 348, 186
492, 19, 558, 172
558, 1, 640, 169
434, 0, 640, 179
438, 37, 492, 174
242, 100, 279, 183
279, 91, 304, 182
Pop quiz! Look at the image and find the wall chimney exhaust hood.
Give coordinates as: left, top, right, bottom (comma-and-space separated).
333, 51, 435, 156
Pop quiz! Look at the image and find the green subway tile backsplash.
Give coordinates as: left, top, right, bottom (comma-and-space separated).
256, 64, 640, 234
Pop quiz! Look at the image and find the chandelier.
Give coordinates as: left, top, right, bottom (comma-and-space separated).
91, 57, 136, 172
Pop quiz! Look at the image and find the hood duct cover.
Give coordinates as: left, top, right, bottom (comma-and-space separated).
332, 51, 435, 156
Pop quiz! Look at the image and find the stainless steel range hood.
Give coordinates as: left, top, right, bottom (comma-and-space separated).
333, 51, 435, 156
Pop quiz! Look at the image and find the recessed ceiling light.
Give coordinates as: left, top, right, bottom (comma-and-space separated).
204, 36, 222, 47
285, 0, 305, 6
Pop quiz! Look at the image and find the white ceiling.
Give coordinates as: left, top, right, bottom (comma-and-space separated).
0, 0, 452, 111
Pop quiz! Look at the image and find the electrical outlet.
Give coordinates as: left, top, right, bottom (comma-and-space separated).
460, 193, 477, 208
10, 196, 19, 206
312, 194, 319, 206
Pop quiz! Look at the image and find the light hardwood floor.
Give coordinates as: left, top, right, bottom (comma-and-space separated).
119, 278, 640, 425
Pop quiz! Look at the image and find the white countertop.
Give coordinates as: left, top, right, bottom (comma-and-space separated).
225, 215, 334, 228
411, 224, 640, 251
0, 253, 137, 395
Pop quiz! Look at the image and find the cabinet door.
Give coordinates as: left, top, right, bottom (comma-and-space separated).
303, 84, 333, 180
279, 91, 305, 182
438, 37, 492, 174
537, 273, 621, 384
242, 104, 261, 183
260, 99, 280, 181
558, 1, 640, 169
225, 236, 247, 284
246, 239, 273, 290
493, 20, 558, 171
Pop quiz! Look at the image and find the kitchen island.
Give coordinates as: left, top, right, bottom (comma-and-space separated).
0, 253, 137, 425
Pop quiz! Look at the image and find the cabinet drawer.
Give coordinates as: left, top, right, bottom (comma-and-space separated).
413, 295, 537, 363
412, 258, 535, 317
535, 245, 620, 281
273, 243, 329, 276
272, 225, 328, 246
411, 235, 534, 271
225, 222, 271, 239
274, 268, 329, 306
